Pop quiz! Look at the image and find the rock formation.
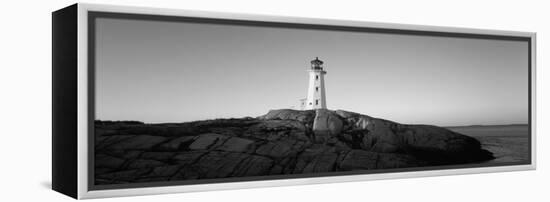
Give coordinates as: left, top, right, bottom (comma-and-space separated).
94, 109, 494, 184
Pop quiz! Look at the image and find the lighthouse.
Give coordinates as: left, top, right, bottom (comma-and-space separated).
301, 57, 327, 110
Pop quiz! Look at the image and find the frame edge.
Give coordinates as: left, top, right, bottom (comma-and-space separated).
52, 3, 79, 199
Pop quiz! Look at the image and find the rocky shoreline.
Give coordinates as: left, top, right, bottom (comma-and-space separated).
94, 109, 494, 185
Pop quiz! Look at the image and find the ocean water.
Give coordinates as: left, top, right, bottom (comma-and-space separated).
447, 125, 529, 163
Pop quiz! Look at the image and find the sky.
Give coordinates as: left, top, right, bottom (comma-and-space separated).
94, 17, 529, 126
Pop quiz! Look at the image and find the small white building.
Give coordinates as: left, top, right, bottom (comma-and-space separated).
300, 57, 327, 110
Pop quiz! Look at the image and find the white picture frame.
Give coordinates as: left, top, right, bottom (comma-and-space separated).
52, 3, 536, 199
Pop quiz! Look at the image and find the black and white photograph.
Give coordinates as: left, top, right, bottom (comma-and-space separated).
91, 13, 531, 187
4, 0, 550, 201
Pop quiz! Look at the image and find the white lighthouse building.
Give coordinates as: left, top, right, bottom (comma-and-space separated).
300, 57, 327, 110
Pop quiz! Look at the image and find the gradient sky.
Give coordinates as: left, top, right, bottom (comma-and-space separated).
95, 17, 529, 126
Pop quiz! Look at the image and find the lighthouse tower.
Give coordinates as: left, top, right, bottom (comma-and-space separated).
303, 57, 327, 110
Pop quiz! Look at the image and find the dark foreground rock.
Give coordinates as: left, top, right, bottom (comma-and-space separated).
95, 109, 494, 185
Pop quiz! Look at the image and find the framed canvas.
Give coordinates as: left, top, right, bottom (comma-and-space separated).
52, 3, 536, 199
